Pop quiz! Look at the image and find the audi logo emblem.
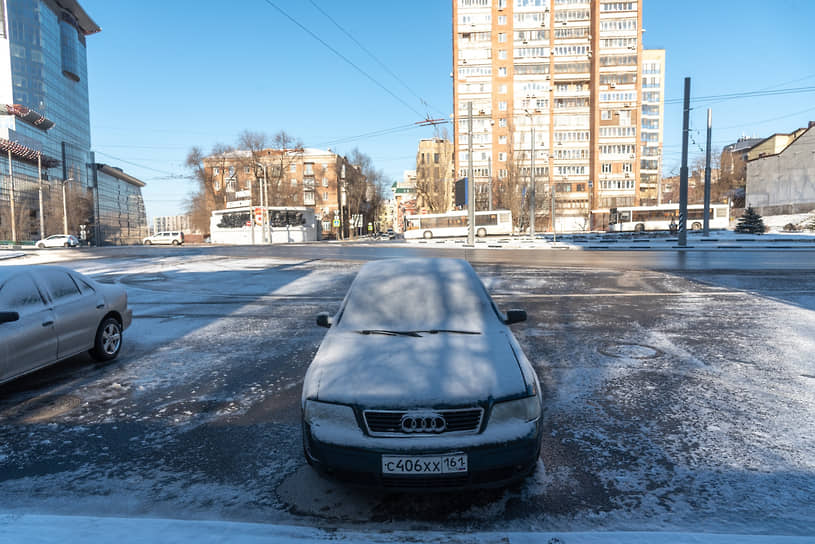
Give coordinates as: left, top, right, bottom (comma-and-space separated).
400, 413, 446, 433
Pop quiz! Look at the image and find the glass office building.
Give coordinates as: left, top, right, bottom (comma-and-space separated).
1, 0, 147, 244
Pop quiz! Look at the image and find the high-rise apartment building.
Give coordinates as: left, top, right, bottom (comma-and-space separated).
639, 48, 664, 205
453, 0, 664, 231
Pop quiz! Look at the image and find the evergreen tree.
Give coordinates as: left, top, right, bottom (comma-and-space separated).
734, 207, 766, 234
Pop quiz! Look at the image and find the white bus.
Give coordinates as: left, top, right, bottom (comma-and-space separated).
404, 210, 513, 239
210, 206, 318, 244
591, 203, 730, 233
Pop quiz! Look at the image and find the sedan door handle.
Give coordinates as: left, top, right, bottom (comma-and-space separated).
42, 320, 54, 327
96, 303, 105, 309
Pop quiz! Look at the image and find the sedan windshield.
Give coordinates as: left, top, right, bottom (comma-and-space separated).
338, 259, 499, 332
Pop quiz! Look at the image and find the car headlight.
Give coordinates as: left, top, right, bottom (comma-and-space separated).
303, 400, 358, 429
489, 396, 540, 425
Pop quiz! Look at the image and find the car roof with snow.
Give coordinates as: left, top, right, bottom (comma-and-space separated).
336, 258, 501, 332
0, 265, 74, 284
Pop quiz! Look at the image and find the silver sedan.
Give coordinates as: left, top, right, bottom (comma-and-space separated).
0, 265, 132, 385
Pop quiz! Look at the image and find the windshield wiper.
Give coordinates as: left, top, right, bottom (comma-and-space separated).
355, 329, 481, 337
356, 329, 423, 337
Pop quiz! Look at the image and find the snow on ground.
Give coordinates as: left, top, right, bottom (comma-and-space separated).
2, 515, 813, 544
2, 254, 815, 538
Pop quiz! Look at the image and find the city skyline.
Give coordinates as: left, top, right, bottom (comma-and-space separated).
78, 0, 815, 220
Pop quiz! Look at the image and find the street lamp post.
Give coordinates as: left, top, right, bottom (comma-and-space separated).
255, 162, 269, 243
61, 177, 74, 234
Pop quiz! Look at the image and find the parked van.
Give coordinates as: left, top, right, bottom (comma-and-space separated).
143, 231, 184, 245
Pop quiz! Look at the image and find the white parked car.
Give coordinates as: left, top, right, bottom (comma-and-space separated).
35, 234, 79, 248
0, 265, 132, 385
143, 231, 184, 245
302, 258, 542, 490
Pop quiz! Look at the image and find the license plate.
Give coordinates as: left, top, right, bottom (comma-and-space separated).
381, 453, 468, 475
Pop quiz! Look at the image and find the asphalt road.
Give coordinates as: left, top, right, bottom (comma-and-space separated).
1, 245, 814, 535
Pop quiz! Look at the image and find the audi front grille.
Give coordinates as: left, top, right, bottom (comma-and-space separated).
363, 408, 483, 437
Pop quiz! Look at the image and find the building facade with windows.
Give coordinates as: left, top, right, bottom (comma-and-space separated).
203, 147, 367, 239
639, 48, 664, 205
415, 137, 455, 213
0, 0, 147, 244
453, 0, 664, 231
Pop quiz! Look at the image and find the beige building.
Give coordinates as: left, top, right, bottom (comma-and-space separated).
415, 138, 455, 213
453, 0, 664, 231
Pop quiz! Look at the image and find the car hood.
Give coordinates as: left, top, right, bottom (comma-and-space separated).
304, 329, 527, 408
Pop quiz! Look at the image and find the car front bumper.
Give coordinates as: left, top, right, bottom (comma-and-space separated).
303, 419, 542, 490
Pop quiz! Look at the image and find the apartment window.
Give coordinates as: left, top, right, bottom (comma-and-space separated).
498, 118, 507, 127
290, 164, 297, 172
304, 163, 314, 175
499, 169, 508, 178
498, 15, 507, 24
498, 32, 506, 43
499, 84, 507, 94
434, 153, 440, 164
498, 67, 507, 77
498, 152, 507, 162
323, 192, 328, 201
213, 167, 220, 175
498, 101, 507, 111
623, 163, 632, 173
498, 50, 507, 60
499, 135, 507, 144
244, 166, 251, 174
322, 177, 328, 187
601, 110, 613, 120
214, 179, 221, 190
291, 178, 298, 186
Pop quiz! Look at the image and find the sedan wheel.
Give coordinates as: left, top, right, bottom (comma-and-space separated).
90, 317, 122, 362
64, 242, 70, 248
37, 243, 45, 248
144, 240, 152, 245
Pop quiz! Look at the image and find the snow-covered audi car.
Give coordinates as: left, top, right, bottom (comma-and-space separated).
301, 258, 542, 489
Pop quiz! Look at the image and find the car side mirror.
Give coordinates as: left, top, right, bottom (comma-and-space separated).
0, 311, 20, 324
316, 312, 332, 328
504, 309, 527, 325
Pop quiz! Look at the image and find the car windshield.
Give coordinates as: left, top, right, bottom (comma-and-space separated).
338, 259, 498, 332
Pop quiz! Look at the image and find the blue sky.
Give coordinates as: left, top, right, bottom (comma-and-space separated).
80, 0, 815, 220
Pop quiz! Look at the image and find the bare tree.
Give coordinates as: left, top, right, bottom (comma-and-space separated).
265, 131, 304, 207
185, 143, 233, 233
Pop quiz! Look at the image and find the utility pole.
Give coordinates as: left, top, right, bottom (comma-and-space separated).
703, 108, 712, 236
530, 125, 536, 237
256, 162, 269, 243
487, 154, 492, 211
8, 150, 16, 243
467, 101, 474, 245
678, 77, 691, 247
552, 183, 557, 243
37, 154, 44, 240
62, 179, 69, 234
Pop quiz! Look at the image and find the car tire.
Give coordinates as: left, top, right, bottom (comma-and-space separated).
692, 222, 702, 230
634, 223, 645, 233
37, 243, 45, 248
64, 242, 70, 248
144, 240, 152, 245
172, 240, 180, 245
476, 227, 487, 238
90, 317, 123, 362
423, 231, 433, 239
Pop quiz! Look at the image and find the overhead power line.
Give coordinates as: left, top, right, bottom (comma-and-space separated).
261, 0, 424, 118
93, 151, 184, 177
664, 85, 815, 105
306, 0, 445, 118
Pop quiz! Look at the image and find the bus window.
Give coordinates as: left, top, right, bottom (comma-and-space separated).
499, 212, 511, 223
620, 211, 631, 222
476, 214, 497, 226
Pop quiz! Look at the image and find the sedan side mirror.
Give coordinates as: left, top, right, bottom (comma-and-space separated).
0, 311, 20, 324
316, 312, 332, 328
504, 309, 527, 325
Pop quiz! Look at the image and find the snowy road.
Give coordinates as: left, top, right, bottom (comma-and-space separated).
1, 249, 814, 536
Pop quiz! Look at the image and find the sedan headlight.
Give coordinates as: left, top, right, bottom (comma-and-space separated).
303, 400, 358, 429
489, 396, 540, 425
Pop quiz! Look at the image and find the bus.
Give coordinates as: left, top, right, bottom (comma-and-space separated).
591, 203, 730, 233
404, 210, 513, 239
210, 206, 318, 244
